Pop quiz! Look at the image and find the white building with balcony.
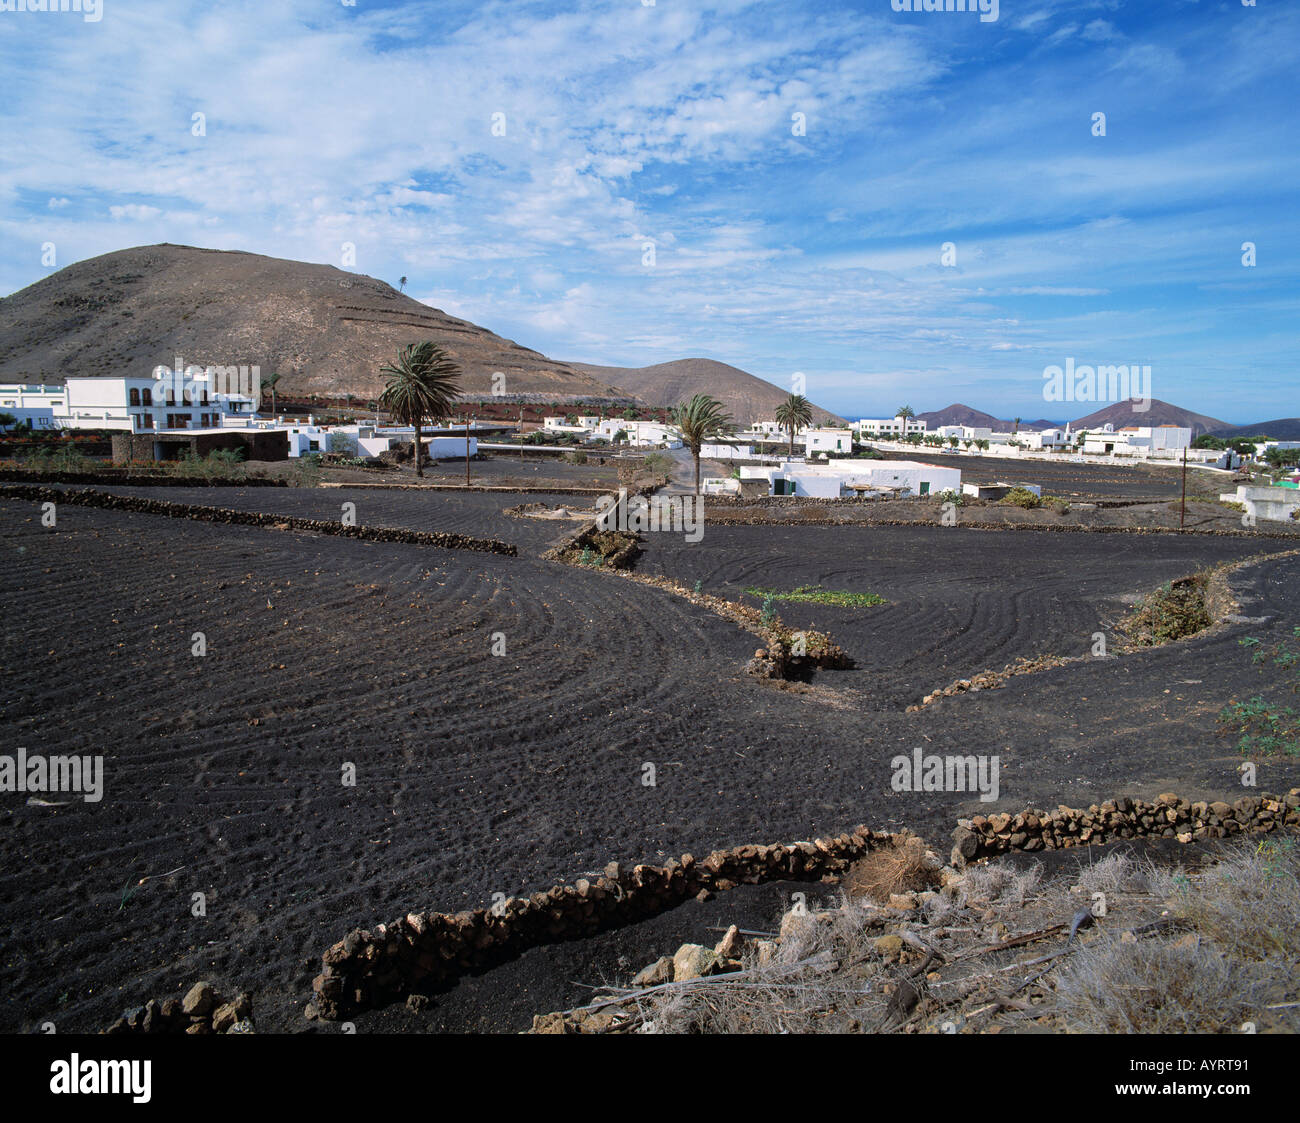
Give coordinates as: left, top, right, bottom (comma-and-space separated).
57, 375, 256, 433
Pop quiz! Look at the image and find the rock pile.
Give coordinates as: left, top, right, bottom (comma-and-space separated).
104, 982, 254, 1035
908, 654, 1074, 710
529, 925, 749, 1033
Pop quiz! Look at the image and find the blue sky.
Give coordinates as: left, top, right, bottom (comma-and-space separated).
0, 0, 1295, 422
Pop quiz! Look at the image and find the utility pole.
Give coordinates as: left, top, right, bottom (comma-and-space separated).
465, 412, 472, 488
1180, 446, 1187, 530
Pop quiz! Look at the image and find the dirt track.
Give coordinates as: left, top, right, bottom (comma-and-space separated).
1, 490, 1297, 1034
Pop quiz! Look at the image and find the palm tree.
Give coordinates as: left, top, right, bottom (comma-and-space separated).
378, 341, 462, 478
896, 404, 915, 436
262, 371, 282, 415
398, 276, 407, 293
669, 393, 733, 496
1012, 416, 1021, 435
774, 393, 814, 459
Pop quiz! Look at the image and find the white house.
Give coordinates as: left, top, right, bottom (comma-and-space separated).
741, 458, 959, 498
804, 428, 855, 456
858, 416, 927, 437
542, 415, 594, 436
1083, 424, 1191, 456
753, 419, 808, 440
333, 424, 477, 461
1017, 428, 1072, 450
595, 419, 682, 448
59, 376, 252, 433
0, 383, 66, 429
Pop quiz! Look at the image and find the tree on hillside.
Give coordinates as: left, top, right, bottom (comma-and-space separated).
774, 393, 814, 458
670, 393, 733, 496
399, 276, 407, 292
378, 341, 463, 478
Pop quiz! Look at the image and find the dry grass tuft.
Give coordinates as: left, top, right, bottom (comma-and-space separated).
842, 833, 938, 902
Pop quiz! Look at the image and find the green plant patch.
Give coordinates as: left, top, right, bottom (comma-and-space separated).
743, 584, 887, 608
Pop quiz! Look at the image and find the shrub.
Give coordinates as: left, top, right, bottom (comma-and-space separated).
1119, 571, 1214, 646
745, 584, 887, 609
999, 487, 1042, 509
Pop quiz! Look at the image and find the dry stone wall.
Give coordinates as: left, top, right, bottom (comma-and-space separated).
309, 789, 1300, 1021
0, 485, 518, 556
307, 827, 893, 1020
950, 789, 1300, 864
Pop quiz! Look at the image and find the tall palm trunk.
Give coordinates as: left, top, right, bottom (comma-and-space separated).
694, 449, 701, 496
465, 422, 471, 487
413, 420, 423, 477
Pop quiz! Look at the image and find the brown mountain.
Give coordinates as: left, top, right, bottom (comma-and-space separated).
1206, 418, 1300, 440
1069, 398, 1226, 437
570, 358, 845, 426
0, 244, 628, 403
918, 404, 1059, 430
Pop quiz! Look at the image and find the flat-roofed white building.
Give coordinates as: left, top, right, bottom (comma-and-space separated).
0, 383, 66, 429
59, 376, 241, 433
753, 419, 808, 439
595, 419, 682, 448
542, 415, 596, 435
740, 458, 959, 498
1083, 423, 1191, 456
327, 424, 477, 460
858, 416, 927, 437
1017, 428, 1072, 450
804, 427, 854, 455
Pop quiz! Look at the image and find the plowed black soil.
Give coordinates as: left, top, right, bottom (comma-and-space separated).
1, 489, 1297, 1034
